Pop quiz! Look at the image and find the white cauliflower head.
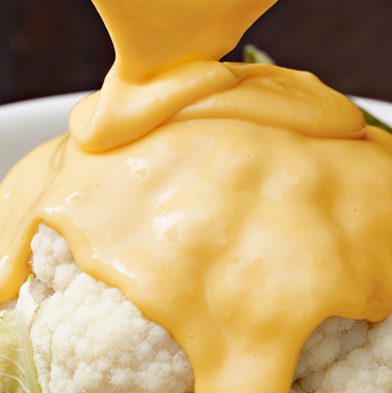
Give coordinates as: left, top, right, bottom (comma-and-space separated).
4, 224, 392, 393
25, 224, 194, 393
292, 316, 392, 393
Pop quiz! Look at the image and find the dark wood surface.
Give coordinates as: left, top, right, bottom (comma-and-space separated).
0, 0, 391, 105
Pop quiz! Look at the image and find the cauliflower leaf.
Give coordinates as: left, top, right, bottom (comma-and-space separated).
0, 309, 41, 393
243, 44, 275, 65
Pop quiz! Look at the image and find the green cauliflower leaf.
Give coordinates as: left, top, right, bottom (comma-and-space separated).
0, 310, 41, 393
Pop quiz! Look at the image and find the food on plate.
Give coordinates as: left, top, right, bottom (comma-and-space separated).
1, 1, 392, 392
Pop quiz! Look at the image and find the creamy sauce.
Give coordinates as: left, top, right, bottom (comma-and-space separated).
1, 1, 392, 393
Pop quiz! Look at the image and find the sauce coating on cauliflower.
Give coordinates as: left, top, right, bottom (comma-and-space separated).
11, 224, 392, 393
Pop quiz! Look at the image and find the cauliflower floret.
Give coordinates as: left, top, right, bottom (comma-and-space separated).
28, 225, 194, 393
22, 225, 392, 393
292, 316, 392, 393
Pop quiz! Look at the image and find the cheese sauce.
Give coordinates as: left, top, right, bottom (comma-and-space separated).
1, 1, 392, 393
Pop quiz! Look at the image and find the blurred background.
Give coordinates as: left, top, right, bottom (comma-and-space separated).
0, 0, 391, 105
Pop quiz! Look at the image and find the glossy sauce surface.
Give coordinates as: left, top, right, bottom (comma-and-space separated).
1, 1, 392, 393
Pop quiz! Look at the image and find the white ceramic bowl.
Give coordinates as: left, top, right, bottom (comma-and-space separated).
0, 93, 391, 180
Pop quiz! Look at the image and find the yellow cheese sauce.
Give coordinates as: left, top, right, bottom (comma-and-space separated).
1, 1, 392, 392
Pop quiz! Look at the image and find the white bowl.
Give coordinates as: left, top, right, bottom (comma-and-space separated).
0, 93, 391, 180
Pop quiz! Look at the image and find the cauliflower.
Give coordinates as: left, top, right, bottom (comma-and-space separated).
15, 225, 194, 393
292, 317, 392, 393
2, 224, 392, 393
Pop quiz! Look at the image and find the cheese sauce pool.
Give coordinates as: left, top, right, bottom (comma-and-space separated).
2, 1, 392, 392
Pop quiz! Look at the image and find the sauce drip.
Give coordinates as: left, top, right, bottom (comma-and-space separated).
1, 1, 392, 393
